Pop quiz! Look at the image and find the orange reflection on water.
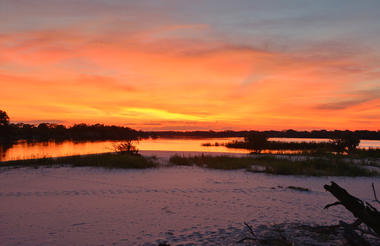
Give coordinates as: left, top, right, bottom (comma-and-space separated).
0, 138, 248, 162
1, 140, 119, 161
1, 138, 379, 162
138, 138, 246, 152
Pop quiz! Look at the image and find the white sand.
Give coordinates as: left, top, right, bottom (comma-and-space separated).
0, 166, 379, 245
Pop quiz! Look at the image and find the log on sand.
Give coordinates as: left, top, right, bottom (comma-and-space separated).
324, 181, 380, 236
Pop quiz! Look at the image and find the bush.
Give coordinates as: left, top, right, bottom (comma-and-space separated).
244, 132, 268, 153
113, 140, 139, 155
331, 134, 360, 154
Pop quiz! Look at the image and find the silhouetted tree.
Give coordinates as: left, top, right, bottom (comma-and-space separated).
0, 110, 12, 143
113, 140, 139, 155
0, 110, 9, 127
245, 132, 268, 153
331, 133, 360, 154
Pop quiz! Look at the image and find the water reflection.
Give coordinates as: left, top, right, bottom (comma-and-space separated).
0, 138, 247, 162
1, 138, 379, 162
0, 142, 14, 161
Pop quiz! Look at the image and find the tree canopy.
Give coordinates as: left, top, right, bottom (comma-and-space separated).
331, 134, 360, 153
0, 110, 9, 127
244, 132, 268, 153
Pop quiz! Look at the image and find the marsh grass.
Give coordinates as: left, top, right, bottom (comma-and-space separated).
1, 153, 159, 169
224, 140, 380, 157
2, 152, 378, 176
168, 154, 378, 176
225, 140, 333, 151
348, 148, 380, 159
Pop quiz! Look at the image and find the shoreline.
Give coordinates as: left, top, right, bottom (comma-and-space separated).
1, 151, 379, 177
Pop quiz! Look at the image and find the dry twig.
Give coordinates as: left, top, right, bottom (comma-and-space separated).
237, 222, 257, 243
372, 183, 380, 204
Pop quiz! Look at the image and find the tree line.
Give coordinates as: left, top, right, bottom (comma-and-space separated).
0, 110, 145, 143
1, 109, 379, 144
147, 129, 380, 140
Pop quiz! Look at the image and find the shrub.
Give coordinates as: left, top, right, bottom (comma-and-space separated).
244, 132, 268, 153
331, 134, 360, 154
113, 140, 139, 155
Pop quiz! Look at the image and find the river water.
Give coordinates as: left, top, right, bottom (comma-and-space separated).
1, 138, 379, 162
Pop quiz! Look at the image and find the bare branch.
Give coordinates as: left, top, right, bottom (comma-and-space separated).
350, 219, 362, 228
244, 222, 257, 238
237, 222, 257, 243
356, 227, 380, 238
372, 183, 380, 204
324, 201, 342, 209
237, 237, 256, 243
324, 182, 380, 236
340, 221, 372, 246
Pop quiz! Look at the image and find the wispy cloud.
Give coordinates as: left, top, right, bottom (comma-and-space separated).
316, 89, 380, 110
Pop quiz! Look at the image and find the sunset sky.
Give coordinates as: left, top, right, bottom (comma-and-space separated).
1, 0, 379, 130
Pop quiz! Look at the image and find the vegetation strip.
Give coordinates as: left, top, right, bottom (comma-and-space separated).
169, 154, 379, 176
1, 150, 378, 176
210, 132, 380, 158
0, 153, 159, 169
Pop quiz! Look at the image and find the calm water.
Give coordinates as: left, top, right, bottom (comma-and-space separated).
0, 138, 245, 162
1, 138, 379, 162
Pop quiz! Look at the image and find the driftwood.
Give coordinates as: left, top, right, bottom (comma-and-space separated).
340, 221, 372, 246
237, 222, 258, 243
237, 182, 379, 245
324, 182, 380, 237
238, 222, 294, 245
372, 183, 380, 204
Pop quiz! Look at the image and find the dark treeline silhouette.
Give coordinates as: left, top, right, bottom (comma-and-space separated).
5, 123, 147, 142
147, 129, 380, 140
1, 109, 380, 143
0, 109, 147, 143
2, 125, 380, 143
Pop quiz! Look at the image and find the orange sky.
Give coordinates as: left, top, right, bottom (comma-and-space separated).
0, 1, 379, 130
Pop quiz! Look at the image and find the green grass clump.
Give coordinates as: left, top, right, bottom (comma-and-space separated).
169, 154, 379, 176
1, 153, 159, 169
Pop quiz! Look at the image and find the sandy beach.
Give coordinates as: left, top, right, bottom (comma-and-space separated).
1, 165, 379, 245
